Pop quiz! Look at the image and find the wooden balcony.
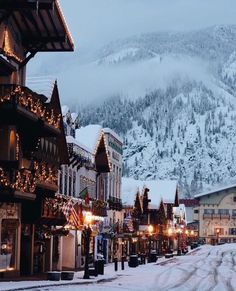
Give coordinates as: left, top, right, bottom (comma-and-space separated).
0, 162, 58, 200
108, 196, 123, 211
0, 85, 60, 136
92, 200, 107, 217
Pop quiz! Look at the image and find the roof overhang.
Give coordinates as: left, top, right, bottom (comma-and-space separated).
0, 56, 16, 75
0, 0, 74, 52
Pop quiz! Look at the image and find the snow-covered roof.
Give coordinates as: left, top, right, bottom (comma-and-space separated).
194, 183, 236, 198
103, 127, 123, 144
62, 105, 70, 116
122, 177, 177, 208
75, 125, 103, 153
66, 135, 92, 154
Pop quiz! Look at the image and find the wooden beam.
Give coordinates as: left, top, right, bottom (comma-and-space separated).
38, 9, 56, 49
0, 1, 54, 11
46, 9, 65, 50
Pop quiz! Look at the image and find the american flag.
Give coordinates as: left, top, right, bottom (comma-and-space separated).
62, 200, 80, 229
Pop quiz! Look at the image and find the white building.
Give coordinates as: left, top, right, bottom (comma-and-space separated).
194, 184, 236, 245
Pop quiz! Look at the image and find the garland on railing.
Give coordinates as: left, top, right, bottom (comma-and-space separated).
0, 168, 10, 187
44, 196, 65, 215
0, 86, 61, 128
13, 170, 36, 193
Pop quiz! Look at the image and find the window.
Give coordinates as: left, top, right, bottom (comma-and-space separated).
194, 209, 199, 213
64, 166, 68, 195
68, 170, 72, 196
214, 228, 224, 235
59, 169, 63, 194
232, 210, 236, 217
1, 219, 18, 271
204, 209, 215, 214
72, 172, 76, 197
0, 127, 17, 161
234, 196, 236, 203
218, 209, 229, 215
229, 228, 236, 235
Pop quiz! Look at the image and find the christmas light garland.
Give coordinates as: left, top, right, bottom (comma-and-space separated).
0, 86, 61, 129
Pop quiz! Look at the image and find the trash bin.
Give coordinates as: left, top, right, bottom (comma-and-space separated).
47, 271, 61, 281
61, 271, 74, 280
128, 255, 139, 267
149, 250, 157, 263
96, 259, 105, 275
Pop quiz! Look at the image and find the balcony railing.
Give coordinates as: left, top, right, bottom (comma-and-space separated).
108, 196, 122, 211
92, 200, 107, 217
203, 214, 230, 220
0, 162, 58, 195
68, 143, 95, 170
0, 85, 60, 129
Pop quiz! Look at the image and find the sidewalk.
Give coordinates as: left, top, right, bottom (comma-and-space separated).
0, 265, 118, 291
0, 255, 179, 291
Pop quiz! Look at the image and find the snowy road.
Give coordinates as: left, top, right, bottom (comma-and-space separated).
2, 244, 236, 291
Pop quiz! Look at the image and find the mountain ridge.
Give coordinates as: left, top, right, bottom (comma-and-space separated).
75, 25, 236, 197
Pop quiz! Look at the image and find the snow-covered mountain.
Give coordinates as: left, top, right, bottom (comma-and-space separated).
77, 25, 236, 197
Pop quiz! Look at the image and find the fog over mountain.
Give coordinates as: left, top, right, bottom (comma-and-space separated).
73, 25, 236, 196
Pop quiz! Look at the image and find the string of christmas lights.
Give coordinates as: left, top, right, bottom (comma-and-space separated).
0, 86, 61, 129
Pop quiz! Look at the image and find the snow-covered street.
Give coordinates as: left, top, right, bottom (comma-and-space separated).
2, 244, 236, 291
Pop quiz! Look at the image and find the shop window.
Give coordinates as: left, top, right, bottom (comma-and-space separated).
1, 219, 18, 271
0, 127, 17, 161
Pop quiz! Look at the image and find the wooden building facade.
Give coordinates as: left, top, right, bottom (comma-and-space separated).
0, 0, 73, 277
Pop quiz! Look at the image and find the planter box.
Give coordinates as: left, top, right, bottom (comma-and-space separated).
61, 271, 74, 280
47, 271, 61, 281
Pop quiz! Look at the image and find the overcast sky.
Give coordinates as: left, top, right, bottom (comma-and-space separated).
27, 0, 236, 106
59, 0, 236, 49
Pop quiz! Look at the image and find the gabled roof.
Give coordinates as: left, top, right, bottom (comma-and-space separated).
194, 183, 236, 198
122, 177, 178, 208
76, 125, 103, 154
49, 81, 68, 164
75, 125, 111, 172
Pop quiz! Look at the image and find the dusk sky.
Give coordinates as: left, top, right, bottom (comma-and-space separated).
27, 0, 236, 106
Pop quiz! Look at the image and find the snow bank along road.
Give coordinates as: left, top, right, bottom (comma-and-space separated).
3, 244, 236, 291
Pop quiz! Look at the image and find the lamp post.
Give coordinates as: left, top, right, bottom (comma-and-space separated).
83, 211, 92, 279
216, 228, 220, 245
176, 228, 182, 256
148, 225, 153, 261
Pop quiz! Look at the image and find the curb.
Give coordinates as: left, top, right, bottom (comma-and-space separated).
3, 275, 118, 291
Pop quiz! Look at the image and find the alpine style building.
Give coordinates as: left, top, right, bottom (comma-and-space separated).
0, 0, 73, 277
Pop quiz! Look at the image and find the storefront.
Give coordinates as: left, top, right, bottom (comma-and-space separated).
0, 203, 20, 276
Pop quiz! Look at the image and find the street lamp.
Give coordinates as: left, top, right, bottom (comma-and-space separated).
216, 228, 220, 245
148, 225, 153, 261
83, 211, 92, 279
176, 228, 182, 256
